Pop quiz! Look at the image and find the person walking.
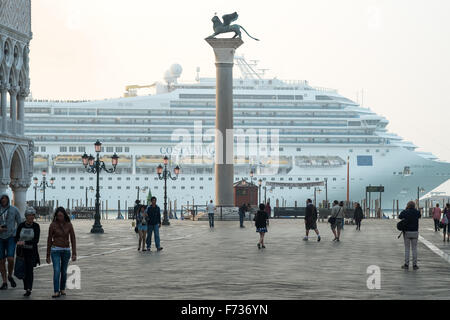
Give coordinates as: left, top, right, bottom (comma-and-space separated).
137, 205, 148, 251
238, 203, 247, 228
254, 204, 269, 249
303, 199, 321, 242
442, 203, 450, 242
353, 202, 364, 231
15, 207, 40, 297
330, 200, 344, 241
46, 207, 77, 298
432, 203, 441, 232
207, 200, 215, 228
146, 197, 163, 252
399, 201, 421, 270
0, 193, 22, 290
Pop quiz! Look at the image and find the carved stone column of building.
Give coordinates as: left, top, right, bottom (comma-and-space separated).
10, 180, 30, 217
18, 90, 28, 136
0, 178, 10, 195
9, 87, 18, 135
0, 84, 8, 134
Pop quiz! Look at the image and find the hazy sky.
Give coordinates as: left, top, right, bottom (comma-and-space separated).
29, 0, 450, 161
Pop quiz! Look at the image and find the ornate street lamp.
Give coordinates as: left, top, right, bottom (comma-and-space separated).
82, 140, 119, 233
156, 155, 180, 226
33, 170, 56, 206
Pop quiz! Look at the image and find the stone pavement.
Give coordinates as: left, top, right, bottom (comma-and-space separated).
1, 218, 450, 300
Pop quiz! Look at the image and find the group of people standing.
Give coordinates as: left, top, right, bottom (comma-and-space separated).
0, 193, 77, 297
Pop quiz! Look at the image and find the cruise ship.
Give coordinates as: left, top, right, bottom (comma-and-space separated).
24, 57, 450, 210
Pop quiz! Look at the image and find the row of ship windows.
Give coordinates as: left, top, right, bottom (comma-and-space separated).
34, 146, 391, 154
34, 146, 132, 153
55, 176, 340, 182
59, 185, 345, 190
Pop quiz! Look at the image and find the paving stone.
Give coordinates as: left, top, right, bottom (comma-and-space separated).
1, 218, 449, 300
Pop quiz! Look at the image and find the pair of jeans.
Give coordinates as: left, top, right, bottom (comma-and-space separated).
239, 213, 245, 227
146, 224, 160, 249
23, 249, 34, 291
208, 213, 214, 227
50, 249, 71, 293
355, 220, 361, 230
434, 219, 440, 231
403, 231, 419, 266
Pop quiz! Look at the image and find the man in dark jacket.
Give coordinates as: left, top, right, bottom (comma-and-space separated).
398, 201, 421, 270
303, 199, 321, 242
238, 203, 247, 228
145, 197, 163, 252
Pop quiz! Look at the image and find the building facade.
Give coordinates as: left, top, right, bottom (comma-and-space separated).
0, 0, 33, 216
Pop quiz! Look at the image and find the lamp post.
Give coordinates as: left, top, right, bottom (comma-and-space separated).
32, 170, 55, 206
258, 178, 262, 205
264, 185, 267, 204
324, 178, 328, 208
85, 186, 94, 208
250, 169, 256, 206
136, 186, 149, 203
417, 186, 425, 210
157, 156, 180, 226
314, 187, 322, 207
82, 140, 119, 233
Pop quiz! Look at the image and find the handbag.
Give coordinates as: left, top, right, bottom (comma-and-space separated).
328, 207, 342, 224
14, 255, 25, 280
441, 214, 448, 225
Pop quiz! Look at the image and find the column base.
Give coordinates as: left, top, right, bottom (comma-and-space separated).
90, 224, 104, 233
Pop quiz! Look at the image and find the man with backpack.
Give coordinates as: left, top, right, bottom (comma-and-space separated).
303, 199, 321, 242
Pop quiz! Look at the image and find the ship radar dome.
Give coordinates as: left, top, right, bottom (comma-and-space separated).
170, 64, 183, 77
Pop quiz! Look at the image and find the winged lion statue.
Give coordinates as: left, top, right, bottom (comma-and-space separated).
206, 12, 259, 41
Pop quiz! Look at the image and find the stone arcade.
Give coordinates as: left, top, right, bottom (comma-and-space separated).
0, 0, 33, 217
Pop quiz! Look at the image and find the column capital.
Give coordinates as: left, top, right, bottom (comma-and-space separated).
10, 179, 30, 190
0, 178, 10, 187
8, 86, 19, 96
205, 38, 244, 64
0, 83, 10, 92
19, 88, 30, 98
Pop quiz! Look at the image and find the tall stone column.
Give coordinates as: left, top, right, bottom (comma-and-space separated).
205, 38, 243, 206
11, 181, 29, 218
9, 87, 18, 135
0, 84, 8, 134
